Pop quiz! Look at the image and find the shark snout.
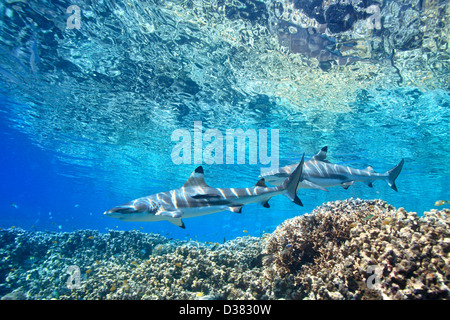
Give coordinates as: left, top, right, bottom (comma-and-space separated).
104, 205, 138, 215
104, 200, 155, 217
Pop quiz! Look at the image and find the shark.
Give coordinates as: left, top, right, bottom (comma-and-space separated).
104, 155, 306, 229
260, 147, 404, 192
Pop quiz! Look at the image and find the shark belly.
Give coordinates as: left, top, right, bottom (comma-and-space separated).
264, 176, 287, 186
117, 213, 167, 222
306, 176, 349, 188
180, 205, 230, 218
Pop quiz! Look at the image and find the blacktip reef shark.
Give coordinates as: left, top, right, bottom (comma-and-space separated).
260, 147, 404, 192
104, 155, 306, 229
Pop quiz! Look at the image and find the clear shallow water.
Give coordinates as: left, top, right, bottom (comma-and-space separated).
0, 0, 449, 242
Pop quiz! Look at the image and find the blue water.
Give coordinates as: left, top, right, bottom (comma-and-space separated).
0, 0, 449, 243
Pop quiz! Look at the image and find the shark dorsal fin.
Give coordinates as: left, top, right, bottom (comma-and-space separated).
312, 146, 330, 162
183, 166, 210, 188
254, 178, 267, 188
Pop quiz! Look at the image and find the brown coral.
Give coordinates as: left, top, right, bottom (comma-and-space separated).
262, 198, 450, 300
1, 199, 448, 300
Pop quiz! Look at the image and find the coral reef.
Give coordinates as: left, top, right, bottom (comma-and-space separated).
63, 236, 265, 300
0, 228, 265, 300
0, 229, 169, 299
0, 199, 448, 300
262, 199, 450, 299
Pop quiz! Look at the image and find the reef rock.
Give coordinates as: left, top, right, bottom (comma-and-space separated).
262, 198, 450, 299
0, 199, 448, 300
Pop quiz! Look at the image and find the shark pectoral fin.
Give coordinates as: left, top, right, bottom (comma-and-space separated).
341, 181, 354, 190
167, 218, 186, 229
302, 179, 329, 192
365, 181, 374, 188
261, 200, 270, 208
228, 206, 243, 213
157, 210, 182, 219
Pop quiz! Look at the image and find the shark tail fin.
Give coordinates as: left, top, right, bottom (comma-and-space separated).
282, 153, 305, 206
386, 159, 404, 192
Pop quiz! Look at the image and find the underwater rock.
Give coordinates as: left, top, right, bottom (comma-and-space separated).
0, 228, 266, 300
262, 198, 450, 300
1, 287, 26, 300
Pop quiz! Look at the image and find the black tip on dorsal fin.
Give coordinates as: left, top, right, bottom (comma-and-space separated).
183, 166, 209, 188
312, 146, 329, 162
254, 178, 267, 188
195, 166, 204, 174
